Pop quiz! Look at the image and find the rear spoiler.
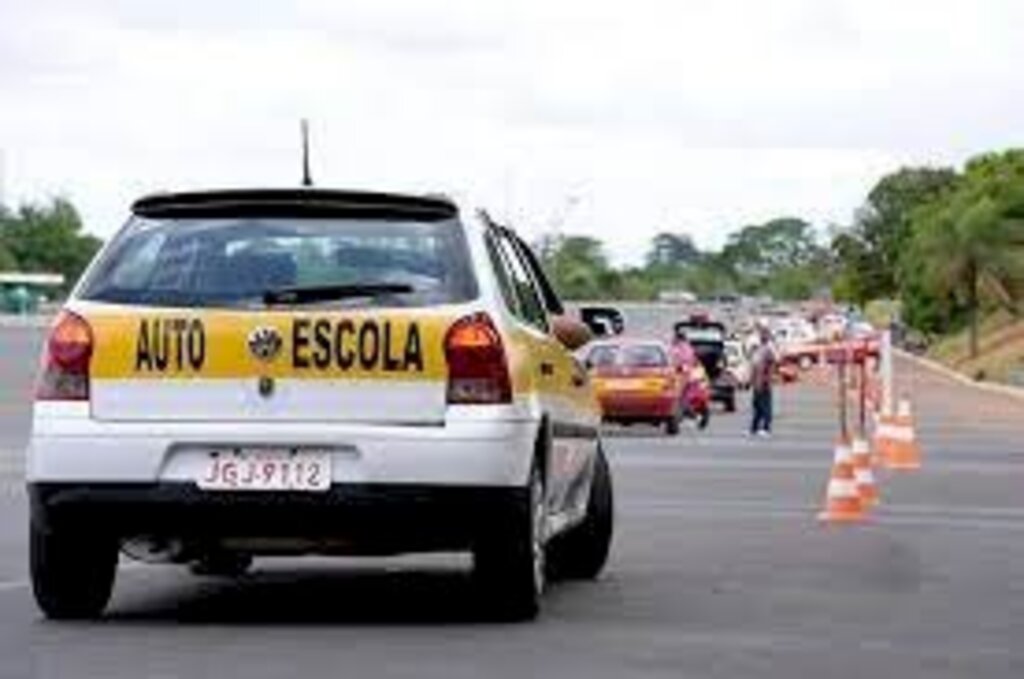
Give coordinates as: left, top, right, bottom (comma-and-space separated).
132, 189, 458, 221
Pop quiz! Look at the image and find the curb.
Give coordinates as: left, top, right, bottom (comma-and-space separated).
896, 349, 1024, 403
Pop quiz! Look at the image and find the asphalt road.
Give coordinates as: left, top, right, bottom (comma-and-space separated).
1, 324, 1022, 678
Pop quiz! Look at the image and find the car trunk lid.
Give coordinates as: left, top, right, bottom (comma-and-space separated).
80, 303, 457, 424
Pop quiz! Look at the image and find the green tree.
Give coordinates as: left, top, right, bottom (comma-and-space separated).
719, 217, 828, 299
832, 167, 958, 303
537, 235, 621, 300
905, 150, 1024, 356
0, 242, 16, 271
645, 232, 700, 268
0, 197, 101, 291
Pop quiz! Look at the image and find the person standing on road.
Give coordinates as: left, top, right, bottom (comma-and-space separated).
749, 324, 777, 437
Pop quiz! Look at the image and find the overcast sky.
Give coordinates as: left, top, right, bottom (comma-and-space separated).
1, 0, 1022, 264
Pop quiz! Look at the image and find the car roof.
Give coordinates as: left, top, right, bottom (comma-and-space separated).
588, 337, 669, 350
131, 188, 459, 221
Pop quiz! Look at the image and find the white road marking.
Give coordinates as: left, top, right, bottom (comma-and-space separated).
609, 453, 1024, 474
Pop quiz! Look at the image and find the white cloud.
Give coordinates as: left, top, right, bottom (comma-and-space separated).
1, 0, 1023, 265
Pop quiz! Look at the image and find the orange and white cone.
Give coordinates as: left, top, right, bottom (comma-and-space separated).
851, 437, 879, 507
817, 439, 867, 523
875, 397, 922, 471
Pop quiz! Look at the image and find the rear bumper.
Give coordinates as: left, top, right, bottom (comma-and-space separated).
598, 392, 676, 420
29, 482, 525, 554
711, 382, 736, 402
27, 405, 539, 487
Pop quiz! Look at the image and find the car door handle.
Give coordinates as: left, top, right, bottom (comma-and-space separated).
540, 361, 555, 377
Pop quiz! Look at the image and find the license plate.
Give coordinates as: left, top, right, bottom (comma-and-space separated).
604, 378, 646, 391
196, 448, 332, 492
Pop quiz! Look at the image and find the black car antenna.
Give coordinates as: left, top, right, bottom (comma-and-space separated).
300, 119, 313, 187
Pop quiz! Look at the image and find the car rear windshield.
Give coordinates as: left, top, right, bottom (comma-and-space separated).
587, 344, 668, 368
78, 216, 478, 308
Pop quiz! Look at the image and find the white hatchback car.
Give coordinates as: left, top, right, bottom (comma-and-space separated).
26, 189, 615, 621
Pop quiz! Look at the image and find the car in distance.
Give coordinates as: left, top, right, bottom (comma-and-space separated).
26, 188, 616, 621
723, 339, 751, 389
585, 339, 702, 434
673, 316, 737, 412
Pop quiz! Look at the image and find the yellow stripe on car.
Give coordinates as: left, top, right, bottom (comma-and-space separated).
86, 311, 450, 381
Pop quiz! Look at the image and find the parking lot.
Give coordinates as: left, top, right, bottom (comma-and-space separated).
1, 322, 1022, 678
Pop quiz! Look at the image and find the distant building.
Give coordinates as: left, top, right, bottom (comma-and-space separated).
0, 272, 65, 313
657, 289, 697, 304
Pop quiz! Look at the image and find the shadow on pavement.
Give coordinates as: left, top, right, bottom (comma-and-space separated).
96, 565, 572, 626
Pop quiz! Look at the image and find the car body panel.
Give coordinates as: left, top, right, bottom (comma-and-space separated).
27, 190, 602, 555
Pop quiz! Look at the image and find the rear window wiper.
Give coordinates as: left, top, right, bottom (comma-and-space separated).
263, 282, 415, 306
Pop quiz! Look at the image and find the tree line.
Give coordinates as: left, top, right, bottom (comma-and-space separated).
4, 150, 1023, 355
0, 198, 102, 292
538, 148, 1024, 356
536, 217, 832, 304
832, 149, 1024, 356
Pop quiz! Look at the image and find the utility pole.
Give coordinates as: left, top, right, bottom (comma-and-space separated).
300, 120, 313, 187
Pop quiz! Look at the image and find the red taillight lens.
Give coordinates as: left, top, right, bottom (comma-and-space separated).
36, 310, 93, 401
444, 313, 512, 404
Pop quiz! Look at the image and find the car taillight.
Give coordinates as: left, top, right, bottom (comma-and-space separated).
36, 310, 93, 401
444, 313, 512, 404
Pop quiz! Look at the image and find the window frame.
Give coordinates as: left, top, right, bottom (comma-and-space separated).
486, 228, 550, 333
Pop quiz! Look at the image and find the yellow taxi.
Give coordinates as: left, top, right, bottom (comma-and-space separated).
26, 188, 614, 621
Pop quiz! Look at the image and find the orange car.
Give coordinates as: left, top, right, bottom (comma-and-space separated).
584, 339, 701, 435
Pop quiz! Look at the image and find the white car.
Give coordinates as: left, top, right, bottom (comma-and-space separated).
26, 188, 614, 621
724, 340, 752, 389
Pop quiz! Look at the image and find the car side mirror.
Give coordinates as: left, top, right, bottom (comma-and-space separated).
578, 306, 625, 338
551, 315, 593, 351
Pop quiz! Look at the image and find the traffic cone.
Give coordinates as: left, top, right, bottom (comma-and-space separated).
851, 437, 879, 507
817, 438, 867, 523
886, 397, 922, 471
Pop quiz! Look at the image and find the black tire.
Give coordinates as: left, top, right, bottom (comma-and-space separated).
30, 521, 118, 620
724, 395, 737, 413
665, 411, 681, 436
546, 444, 614, 581
474, 464, 546, 621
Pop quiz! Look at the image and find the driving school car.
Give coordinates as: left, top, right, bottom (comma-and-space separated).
26, 188, 615, 621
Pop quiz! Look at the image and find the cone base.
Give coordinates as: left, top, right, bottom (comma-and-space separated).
857, 488, 880, 506
817, 510, 867, 523
886, 461, 921, 471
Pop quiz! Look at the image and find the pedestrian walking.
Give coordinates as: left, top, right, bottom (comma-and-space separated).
749, 323, 777, 437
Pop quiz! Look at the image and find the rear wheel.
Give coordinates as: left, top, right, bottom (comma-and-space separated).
30, 521, 118, 620
664, 405, 682, 435
547, 444, 614, 580
724, 394, 737, 413
474, 464, 546, 621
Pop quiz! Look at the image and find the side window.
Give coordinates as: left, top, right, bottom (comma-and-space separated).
493, 232, 549, 332
510, 236, 564, 315
485, 234, 522, 319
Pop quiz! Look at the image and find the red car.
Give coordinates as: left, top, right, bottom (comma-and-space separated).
584, 339, 711, 435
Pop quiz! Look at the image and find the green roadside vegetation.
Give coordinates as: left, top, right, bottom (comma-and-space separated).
832, 149, 1024, 385
926, 312, 1024, 385
537, 148, 1024, 385
3, 151, 1023, 385
0, 198, 102, 298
